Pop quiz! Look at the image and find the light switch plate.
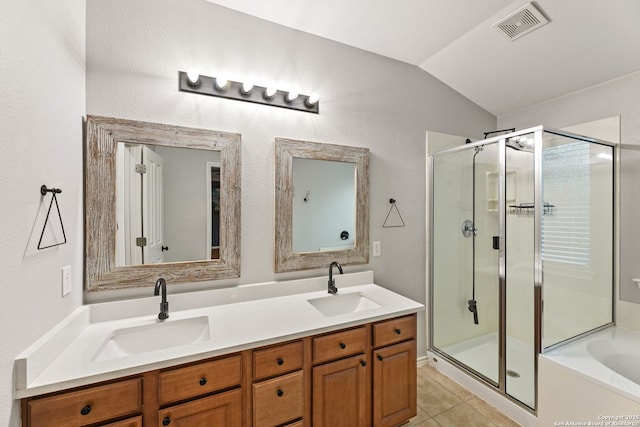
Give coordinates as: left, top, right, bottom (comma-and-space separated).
61, 265, 72, 296
373, 241, 381, 257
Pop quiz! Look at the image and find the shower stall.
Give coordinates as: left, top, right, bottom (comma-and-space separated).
429, 126, 615, 411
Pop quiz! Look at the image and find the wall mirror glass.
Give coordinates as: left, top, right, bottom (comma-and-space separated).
275, 138, 369, 272
116, 143, 221, 265
85, 115, 241, 291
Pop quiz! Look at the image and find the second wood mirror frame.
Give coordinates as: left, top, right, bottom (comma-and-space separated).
275, 137, 369, 273
85, 116, 241, 291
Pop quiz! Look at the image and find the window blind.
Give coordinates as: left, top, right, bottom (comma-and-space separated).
541, 142, 590, 267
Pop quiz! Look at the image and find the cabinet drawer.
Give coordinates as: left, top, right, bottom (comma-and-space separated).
373, 315, 416, 348
313, 326, 367, 364
158, 388, 242, 427
158, 354, 242, 405
103, 415, 142, 427
253, 341, 303, 380
253, 371, 304, 427
27, 378, 142, 426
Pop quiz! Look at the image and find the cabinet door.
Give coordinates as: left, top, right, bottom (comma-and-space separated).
373, 315, 416, 348
26, 378, 142, 427
312, 354, 368, 427
157, 388, 241, 427
102, 415, 142, 427
253, 370, 304, 427
372, 340, 417, 427
253, 341, 303, 381
158, 354, 242, 405
312, 327, 367, 365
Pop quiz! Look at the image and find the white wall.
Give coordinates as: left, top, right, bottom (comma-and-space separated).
0, 0, 85, 425
292, 158, 356, 252
154, 146, 220, 262
498, 72, 640, 331
85, 0, 496, 362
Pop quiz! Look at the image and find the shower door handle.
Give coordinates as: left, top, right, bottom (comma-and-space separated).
492, 236, 500, 250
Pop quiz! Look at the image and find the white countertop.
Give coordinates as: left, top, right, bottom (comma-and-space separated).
15, 272, 423, 398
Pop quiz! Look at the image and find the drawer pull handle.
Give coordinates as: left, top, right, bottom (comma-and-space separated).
360, 360, 367, 367
277, 357, 284, 366
339, 342, 346, 349
395, 328, 402, 335
80, 405, 91, 416
199, 377, 207, 386
162, 416, 171, 426
377, 354, 384, 361
277, 389, 284, 397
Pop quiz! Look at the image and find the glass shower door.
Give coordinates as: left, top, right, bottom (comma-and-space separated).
504, 133, 536, 408
431, 141, 500, 384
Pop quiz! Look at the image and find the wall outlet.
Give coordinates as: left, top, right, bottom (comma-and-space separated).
61, 265, 72, 296
373, 241, 381, 257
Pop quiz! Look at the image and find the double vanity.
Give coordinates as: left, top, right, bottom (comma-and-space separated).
16, 271, 423, 426
16, 117, 423, 426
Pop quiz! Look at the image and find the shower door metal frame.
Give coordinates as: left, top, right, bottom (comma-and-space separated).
428, 131, 514, 393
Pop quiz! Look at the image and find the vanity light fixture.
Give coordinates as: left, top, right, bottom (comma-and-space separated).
186, 69, 201, 87
178, 71, 319, 114
240, 82, 254, 95
306, 92, 320, 107
214, 77, 228, 91
285, 91, 298, 103
263, 86, 277, 100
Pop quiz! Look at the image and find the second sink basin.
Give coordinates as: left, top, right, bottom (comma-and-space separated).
308, 292, 381, 317
93, 315, 211, 362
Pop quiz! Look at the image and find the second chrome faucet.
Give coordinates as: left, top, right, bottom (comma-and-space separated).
328, 261, 343, 294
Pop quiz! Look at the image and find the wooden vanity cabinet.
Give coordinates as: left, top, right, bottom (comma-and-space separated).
158, 354, 242, 405
22, 377, 143, 427
311, 326, 370, 427
157, 388, 242, 427
22, 313, 418, 427
156, 354, 243, 427
103, 416, 143, 427
372, 315, 417, 427
251, 340, 305, 427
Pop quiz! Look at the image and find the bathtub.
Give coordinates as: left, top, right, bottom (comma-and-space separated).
539, 327, 640, 425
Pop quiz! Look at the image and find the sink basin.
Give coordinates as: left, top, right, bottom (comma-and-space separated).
308, 292, 381, 317
93, 316, 210, 362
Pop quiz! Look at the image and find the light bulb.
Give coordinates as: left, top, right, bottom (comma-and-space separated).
241, 82, 254, 95
285, 91, 298, 103
186, 68, 200, 86
214, 77, 228, 91
306, 92, 320, 107
264, 86, 277, 100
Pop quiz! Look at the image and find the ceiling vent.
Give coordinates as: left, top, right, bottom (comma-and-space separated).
493, 2, 549, 41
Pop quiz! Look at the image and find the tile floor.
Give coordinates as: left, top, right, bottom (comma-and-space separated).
407, 364, 522, 427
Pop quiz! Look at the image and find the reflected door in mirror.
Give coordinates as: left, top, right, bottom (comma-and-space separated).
115, 142, 221, 266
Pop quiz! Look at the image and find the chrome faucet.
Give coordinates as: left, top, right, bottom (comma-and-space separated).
328, 261, 343, 294
153, 278, 169, 320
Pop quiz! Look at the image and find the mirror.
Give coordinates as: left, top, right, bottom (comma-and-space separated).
115, 142, 221, 265
85, 116, 241, 291
275, 138, 369, 272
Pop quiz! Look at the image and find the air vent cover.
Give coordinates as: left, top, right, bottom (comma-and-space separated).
493, 2, 549, 41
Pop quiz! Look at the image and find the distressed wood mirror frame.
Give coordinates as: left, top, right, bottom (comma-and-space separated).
85, 115, 241, 291
275, 138, 369, 273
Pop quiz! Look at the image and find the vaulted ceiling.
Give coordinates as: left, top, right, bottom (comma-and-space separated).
205, 0, 640, 116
